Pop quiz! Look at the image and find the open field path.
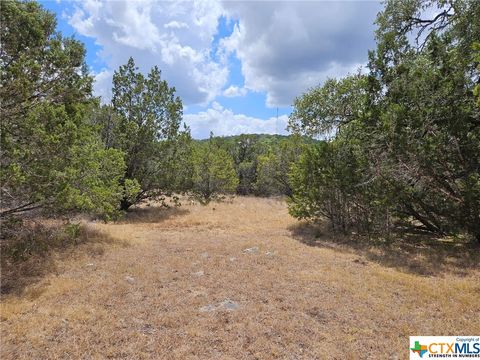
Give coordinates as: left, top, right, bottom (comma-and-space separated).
1, 197, 479, 359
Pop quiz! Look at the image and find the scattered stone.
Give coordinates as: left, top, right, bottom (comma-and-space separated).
199, 299, 240, 312
85, 263, 95, 267
229, 257, 237, 262
189, 290, 207, 298
125, 275, 135, 284
199, 304, 216, 312
219, 299, 239, 311
192, 270, 204, 277
201, 252, 209, 258
243, 247, 259, 254
265, 251, 274, 257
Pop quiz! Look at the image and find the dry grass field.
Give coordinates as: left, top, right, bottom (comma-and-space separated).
1, 197, 479, 359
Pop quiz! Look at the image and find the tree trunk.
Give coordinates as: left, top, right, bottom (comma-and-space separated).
403, 202, 442, 234
120, 197, 132, 211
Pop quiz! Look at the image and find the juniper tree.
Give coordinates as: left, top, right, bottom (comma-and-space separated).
105, 57, 184, 210
0, 1, 125, 220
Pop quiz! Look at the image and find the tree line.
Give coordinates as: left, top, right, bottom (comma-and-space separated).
1, 0, 479, 243
288, 0, 480, 242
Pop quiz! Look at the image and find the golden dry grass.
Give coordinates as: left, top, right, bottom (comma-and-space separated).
1, 197, 479, 359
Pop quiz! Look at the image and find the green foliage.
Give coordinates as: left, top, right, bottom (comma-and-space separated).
196, 134, 313, 196
229, 135, 259, 195
288, 0, 480, 241
191, 134, 238, 204
370, 0, 480, 239
256, 135, 305, 196
289, 135, 392, 234
288, 142, 334, 221
289, 74, 370, 137
0, 1, 124, 220
122, 179, 142, 206
474, 42, 480, 108
154, 127, 196, 194
95, 57, 186, 210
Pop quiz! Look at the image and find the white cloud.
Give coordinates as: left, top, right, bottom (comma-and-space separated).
221, 1, 381, 107
223, 85, 247, 97
68, 0, 227, 105
92, 69, 113, 103
69, 0, 380, 108
164, 21, 189, 30
184, 102, 289, 139
65, 0, 381, 136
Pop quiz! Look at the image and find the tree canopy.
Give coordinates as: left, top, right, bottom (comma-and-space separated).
1, 0, 124, 220
288, 0, 480, 242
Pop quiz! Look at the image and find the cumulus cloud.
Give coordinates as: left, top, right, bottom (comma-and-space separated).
65, 0, 381, 136
164, 21, 189, 30
92, 69, 113, 102
223, 85, 247, 97
184, 102, 289, 139
68, 0, 227, 105
221, 1, 381, 106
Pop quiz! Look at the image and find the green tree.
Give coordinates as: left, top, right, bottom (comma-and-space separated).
288, 74, 370, 137
104, 57, 184, 210
288, 135, 391, 235
191, 134, 238, 204
288, 74, 386, 234
288, 0, 480, 241
256, 135, 305, 196
229, 135, 260, 195
370, 0, 480, 239
0, 1, 124, 220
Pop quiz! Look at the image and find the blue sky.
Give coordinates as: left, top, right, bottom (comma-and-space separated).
41, 0, 381, 139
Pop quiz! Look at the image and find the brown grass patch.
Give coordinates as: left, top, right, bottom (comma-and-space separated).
1, 220, 124, 297
1, 197, 479, 359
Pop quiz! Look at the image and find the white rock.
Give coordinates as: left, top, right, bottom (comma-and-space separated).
199, 299, 240, 312
199, 304, 216, 312
243, 247, 259, 254
219, 299, 239, 311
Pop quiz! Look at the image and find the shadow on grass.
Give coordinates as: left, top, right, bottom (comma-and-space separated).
0, 221, 125, 297
289, 221, 480, 276
121, 205, 190, 224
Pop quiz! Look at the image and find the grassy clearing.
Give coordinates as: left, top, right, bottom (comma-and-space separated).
1, 197, 479, 359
